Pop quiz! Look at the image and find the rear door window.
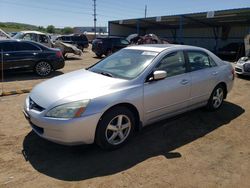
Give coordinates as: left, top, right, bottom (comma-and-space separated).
186, 51, 214, 71
15, 42, 40, 51
2, 42, 16, 52
39, 35, 49, 43
23, 33, 36, 41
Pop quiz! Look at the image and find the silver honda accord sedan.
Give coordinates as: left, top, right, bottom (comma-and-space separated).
23, 44, 234, 149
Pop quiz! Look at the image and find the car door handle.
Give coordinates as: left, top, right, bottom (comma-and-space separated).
4, 53, 10, 56
33, 53, 38, 55
212, 71, 218, 76
180, 79, 189, 85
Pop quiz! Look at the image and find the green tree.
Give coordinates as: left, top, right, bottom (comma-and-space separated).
38, 26, 45, 32
62, 27, 73, 34
46, 25, 55, 33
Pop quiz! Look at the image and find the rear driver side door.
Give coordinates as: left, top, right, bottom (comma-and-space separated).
185, 50, 219, 106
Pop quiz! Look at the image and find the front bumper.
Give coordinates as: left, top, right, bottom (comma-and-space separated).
23, 97, 101, 145
235, 63, 250, 76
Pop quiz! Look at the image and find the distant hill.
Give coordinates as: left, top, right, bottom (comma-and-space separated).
0, 22, 43, 32
0, 22, 72, 34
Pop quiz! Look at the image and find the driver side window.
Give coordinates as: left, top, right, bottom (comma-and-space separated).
155, 51, 186, 77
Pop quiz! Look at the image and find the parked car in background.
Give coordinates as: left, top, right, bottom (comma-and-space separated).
13, 31, 82, 58
217, 42, 245, 61
55, 34, 89, 51
235, 56, 250, 76
0, 40, 64, 76
0, 29, 11, 40
10, 32, 18, 37
92, 36, 130, 57
23, 44, 234, 150
13, 31, 53, 48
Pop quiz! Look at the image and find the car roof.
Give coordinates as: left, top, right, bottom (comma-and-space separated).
19, 31, 47, 35
125, 44, 209, 53
96, 36, 124, 39
0, 39, 22, 43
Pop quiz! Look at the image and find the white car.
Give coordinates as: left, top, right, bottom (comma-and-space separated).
235, 56, 250, 76
23, 44, 235, 150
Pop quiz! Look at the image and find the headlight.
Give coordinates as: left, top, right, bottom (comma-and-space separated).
237, 57, 248, 64
46, 100, 90, 118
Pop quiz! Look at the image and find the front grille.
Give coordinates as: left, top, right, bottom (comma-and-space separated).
243, 63, 250, 72
29, 98, 45, 112
235, 67, 242, 72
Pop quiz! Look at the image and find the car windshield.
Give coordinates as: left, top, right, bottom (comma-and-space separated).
13, 32, 24, 39
89, 49, 158, 80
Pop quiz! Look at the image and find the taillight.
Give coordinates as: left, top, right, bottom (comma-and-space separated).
56, 51, 63, 58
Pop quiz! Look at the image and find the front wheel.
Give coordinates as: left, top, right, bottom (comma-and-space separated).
34, 61, 52, 77
95, 107, 135, 150
207, 85, 225, 111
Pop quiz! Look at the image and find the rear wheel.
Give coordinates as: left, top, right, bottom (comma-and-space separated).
207, 85, 225, 111
35, 61, 52, 77
95, 107, 135, 150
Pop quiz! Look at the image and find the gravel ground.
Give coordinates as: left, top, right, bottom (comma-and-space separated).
0, 49, 250, 188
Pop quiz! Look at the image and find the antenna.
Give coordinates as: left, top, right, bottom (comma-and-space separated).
145, 5, 147, 18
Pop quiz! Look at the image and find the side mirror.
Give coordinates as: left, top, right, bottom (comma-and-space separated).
153, 70, 167, 80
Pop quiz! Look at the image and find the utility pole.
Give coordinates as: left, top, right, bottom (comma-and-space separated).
144, 5, 147, 18
93, 0, 97, 38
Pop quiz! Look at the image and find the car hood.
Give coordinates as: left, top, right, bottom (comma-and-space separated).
30, 69, 127, 108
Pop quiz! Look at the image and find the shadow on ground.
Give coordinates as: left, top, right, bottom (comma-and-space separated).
22, 101, 244, 181
0, 70, 64, 82
237, 74, 250, 80
64, 56, 83, 61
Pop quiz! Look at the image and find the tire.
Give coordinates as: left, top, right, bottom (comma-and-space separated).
96, 53, 102, 58
34, 61, 52, 77
206, 85, 225, 111
95, 107, 135, 150
105, 49, 112, 57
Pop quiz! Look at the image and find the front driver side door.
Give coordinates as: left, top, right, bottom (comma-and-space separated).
143, 50, 191, 124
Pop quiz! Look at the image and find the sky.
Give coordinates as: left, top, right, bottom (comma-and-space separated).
0, 0, 249, 28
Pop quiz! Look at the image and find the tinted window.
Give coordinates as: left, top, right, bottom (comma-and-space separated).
120, 39, 129, 45
155, 51, 186, 77
15, 42, 40, 51
80, 35, 88, 41
23, 33, 36, 41
39, 35, 49, 43
111, 38, 121, 45
63, 36, 71, 41
187, 51, 213, 71
2, 42, 16, 51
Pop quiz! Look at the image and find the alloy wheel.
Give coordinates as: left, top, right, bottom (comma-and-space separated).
105, 114, 131, 145
212, 87, 224, 109
35, 62, 51, 76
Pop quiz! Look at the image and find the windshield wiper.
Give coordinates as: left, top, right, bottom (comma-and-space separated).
99, 71, 114, 77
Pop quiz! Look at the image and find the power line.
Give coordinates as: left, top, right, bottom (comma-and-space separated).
93, 0, 97, 37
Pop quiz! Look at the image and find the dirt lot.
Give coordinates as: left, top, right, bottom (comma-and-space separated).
0, 49, 250, 188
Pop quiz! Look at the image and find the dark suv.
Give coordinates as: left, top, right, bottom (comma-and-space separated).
56, 34, 89, 51
92, 37, 130, 57
0, 40, 65, 76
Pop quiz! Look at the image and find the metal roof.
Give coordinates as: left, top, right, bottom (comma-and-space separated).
109, 7, 250, 29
